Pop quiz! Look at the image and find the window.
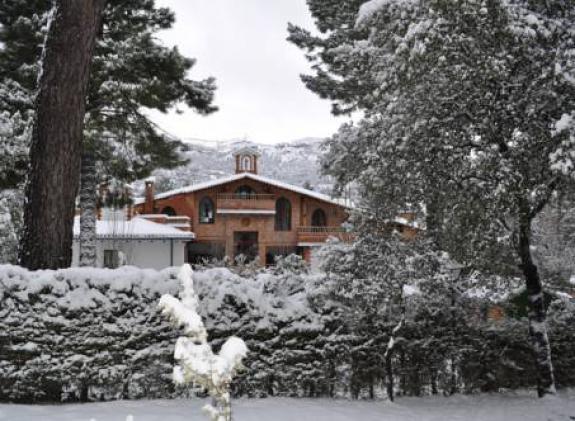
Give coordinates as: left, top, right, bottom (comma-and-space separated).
311, 208, 327, 227
235, 185, 255, 198
199, 197, 215, 224
241, 156, 252, 171
161, 206, 176, 216
275, 197, 291, 231
103, 249, 120, 269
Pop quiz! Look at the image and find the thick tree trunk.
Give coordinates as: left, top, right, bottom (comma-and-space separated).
79, 150, 98, 266
19, 0, 106, 270
517, 218, 556, 397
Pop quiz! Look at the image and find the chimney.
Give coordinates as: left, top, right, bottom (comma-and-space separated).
144, 177, 155, 214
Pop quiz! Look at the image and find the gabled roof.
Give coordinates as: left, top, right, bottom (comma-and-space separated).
136, 172, 352, 208
72, 216, 195, 240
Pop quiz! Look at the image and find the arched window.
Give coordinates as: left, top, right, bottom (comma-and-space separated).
235, 185, 255, 198
199, 197, 215, 224
161, 206, 176, 216
241, 156, 252, 171
275, 197, 291, 231
311, 208, 327, 227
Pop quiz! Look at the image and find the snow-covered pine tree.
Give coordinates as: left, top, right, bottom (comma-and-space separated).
532, 189, 575, 285
0, 85, 30, 263
1, 0, 218, 266
290, 0, 575, 396
0, 78, 32, 263
0, 79, 32, 191
318, 214, 443, 400
159, 265, 248, 421
0, 0, 217, 188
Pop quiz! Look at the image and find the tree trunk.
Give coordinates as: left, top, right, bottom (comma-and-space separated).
384, 318, 403, 402
79, 150, 98, 266
385, 347, 394, 402
19, 0, 106, 270
517, 218, 556, 397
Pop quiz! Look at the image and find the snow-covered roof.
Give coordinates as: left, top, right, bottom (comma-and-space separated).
73, 216, 195, 240
135, 172, 351, 208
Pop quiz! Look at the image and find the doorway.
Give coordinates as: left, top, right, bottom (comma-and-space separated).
234, 231, 259, 262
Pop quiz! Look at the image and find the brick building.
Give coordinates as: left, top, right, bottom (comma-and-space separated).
134, 147, 352, 264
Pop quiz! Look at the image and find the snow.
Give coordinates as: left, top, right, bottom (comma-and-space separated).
72, 216, 195, 240
218, 336, 248, 368
552, 114, 573, 135
159, 265, 247, 420
402, 284, 420, 296
1, 391, 574, 421
356, 0, 417, 27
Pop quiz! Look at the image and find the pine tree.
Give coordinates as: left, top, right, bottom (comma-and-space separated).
1, 0, 217, 267
19, 0, 107, 270
290, 0, 575, 396
0, 0, 216, 183
318, 214, 443, 400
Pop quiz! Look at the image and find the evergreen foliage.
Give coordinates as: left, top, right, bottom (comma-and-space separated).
289, 0, 575, 396
1, 260, 574, 402
0, 0, 217, 186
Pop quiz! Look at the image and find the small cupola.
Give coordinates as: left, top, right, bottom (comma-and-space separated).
233, 146, 261, 174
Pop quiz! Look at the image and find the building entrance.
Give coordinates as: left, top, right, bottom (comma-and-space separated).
234, 231, 258, 262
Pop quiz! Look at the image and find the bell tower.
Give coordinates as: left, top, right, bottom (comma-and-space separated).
233, 147, 261, 174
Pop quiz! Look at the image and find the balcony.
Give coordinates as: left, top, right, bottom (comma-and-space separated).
216, 193, 276, 215
297, 226, 354, 244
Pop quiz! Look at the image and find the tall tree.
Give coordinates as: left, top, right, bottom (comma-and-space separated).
0, 0, 216, 184
290, 0, 575, 396
19, 0, 107, 269
1, 0, 217, 266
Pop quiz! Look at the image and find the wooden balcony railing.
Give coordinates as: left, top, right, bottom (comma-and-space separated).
297, 226, 354, 243
217, 193, 275, 201
216, 193, 276, 212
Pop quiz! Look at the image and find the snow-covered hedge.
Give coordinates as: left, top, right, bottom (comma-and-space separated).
0, 265, 180, 402
1, 263, 574, 403
0, 264, 329, 402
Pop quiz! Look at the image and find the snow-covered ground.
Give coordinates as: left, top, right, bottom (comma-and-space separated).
1, 391, 574, 421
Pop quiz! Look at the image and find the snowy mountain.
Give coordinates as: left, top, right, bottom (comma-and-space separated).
146, 137, 335, 195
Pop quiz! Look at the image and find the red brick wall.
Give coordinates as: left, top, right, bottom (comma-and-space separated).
134, 178, 349, 263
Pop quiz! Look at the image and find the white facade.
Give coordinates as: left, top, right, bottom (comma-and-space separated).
71, 238, 188, 270
72, 215, 194, 270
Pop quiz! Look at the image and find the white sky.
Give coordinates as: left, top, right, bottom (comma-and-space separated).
148, 0, 346, 145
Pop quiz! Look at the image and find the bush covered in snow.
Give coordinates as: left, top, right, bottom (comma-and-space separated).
0, 260, 574, 403
0, 262, 329, 402
159, 265, 248, 421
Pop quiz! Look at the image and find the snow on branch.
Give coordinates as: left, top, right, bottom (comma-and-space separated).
356, 0, 416, 27
159, 264, 248, 421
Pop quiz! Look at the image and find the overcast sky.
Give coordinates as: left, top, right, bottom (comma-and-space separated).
149, 0, 346, 145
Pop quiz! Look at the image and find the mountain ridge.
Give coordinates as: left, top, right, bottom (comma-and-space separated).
145, 137, 335, 196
